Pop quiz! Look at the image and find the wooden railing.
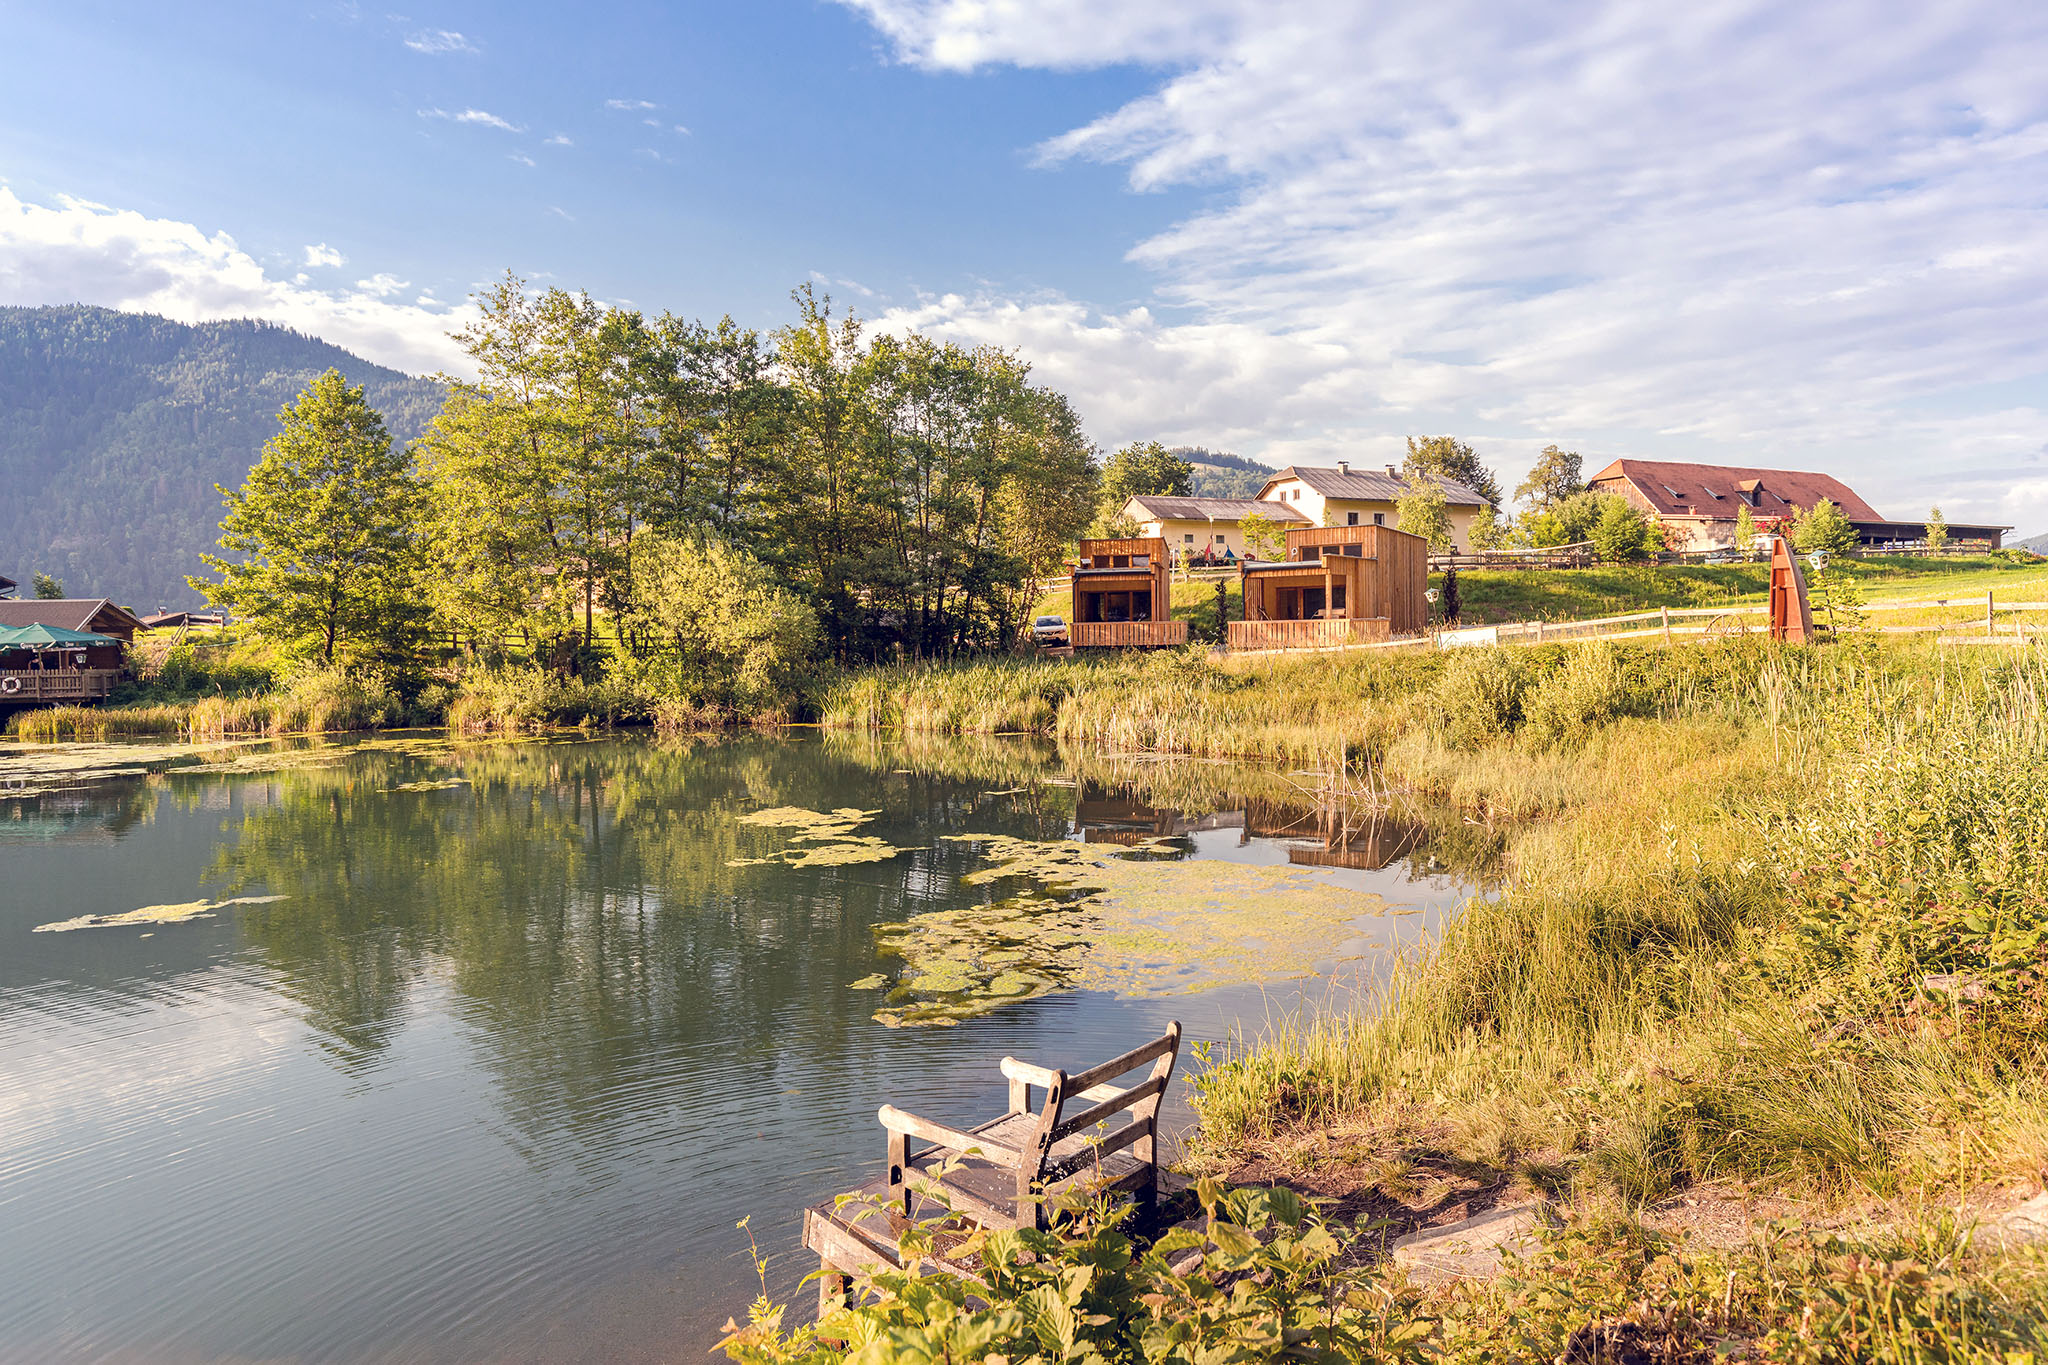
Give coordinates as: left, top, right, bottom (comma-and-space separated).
1071, 620, 1189, 649
1227, 618, 1390, 651
0, 669, 122, 702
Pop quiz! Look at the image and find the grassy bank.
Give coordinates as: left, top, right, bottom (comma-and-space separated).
737, 638, 2048, 1361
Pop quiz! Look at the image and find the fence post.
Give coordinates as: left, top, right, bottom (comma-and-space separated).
1661, 606, 1672, 647
1535, 620, 1544, 644
1988, 590, 1995, 638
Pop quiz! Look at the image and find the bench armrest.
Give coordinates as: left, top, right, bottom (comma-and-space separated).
878, 1105, 1024, 1169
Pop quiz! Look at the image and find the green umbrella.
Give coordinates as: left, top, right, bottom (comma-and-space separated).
0, 623, 120, 647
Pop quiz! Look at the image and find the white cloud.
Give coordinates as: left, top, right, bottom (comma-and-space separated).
404, 28, 476, 54
544, 133, 573, 146
673, 124, 691, 136
0, 188, 472, 376
604, 98, 657, 111
508, 152, 535, 167
840, 0, 2048, 527
418, 106, 523, 132
355, 273, 410, 298
302, 242, 345, 268
547, 206, 576, 221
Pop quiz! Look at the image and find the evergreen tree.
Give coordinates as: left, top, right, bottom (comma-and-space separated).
31, 572, 62, 599
1926, 506, 1948, 550
189, 370, 424, 664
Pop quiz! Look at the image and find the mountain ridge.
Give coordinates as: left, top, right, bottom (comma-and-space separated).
1, 305, 444, 608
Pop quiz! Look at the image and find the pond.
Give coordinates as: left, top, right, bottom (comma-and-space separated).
0, 731, 1490, 1363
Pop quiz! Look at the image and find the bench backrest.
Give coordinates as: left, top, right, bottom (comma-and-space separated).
998, 1021, 1181, 1181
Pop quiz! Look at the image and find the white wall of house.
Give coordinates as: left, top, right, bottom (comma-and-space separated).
1134, 517, 1258, 558
1258, 478, 1482, 551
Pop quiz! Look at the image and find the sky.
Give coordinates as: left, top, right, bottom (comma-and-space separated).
5, 0, 2048, 532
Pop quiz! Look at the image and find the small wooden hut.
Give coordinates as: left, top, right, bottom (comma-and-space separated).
1069, 538, 1188, 648
1231, 525, 1427, 650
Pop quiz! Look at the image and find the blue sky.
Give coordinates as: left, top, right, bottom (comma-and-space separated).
5, 1, 2048, 531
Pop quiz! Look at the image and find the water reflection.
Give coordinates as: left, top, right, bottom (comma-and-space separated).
0, 734, 1486, 1364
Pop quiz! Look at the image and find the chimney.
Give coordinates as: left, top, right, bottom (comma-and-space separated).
1335, 459, 1350, 475
1385, 464, 1398, 478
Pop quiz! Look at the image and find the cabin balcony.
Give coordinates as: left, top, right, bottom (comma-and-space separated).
1071, 620, 1189, 649
1226, 618, 1389, 652
0, 668, 123, 702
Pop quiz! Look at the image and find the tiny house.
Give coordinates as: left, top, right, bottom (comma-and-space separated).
1069, 538, 1188, 648
1231, 524, 1427, 650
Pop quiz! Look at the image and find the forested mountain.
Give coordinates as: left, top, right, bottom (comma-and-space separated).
1173, 446, 1275, 500
0, 306, 444, 608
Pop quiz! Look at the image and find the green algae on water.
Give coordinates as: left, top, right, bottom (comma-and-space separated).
727, 805, 905, 869
35, 894, 287, 933
866, 833, 1392, 1027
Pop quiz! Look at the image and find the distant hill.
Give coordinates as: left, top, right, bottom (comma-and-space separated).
2013, 531, 2048, 555
0, 305, 445, 609
1173, 446, 1275, 500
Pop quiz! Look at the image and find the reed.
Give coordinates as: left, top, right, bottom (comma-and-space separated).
6, 703, 191, 740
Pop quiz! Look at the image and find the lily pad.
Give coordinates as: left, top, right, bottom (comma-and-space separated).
728, 805, 905, 870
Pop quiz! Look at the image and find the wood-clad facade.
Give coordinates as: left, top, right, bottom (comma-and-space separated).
1069, 538, 1188, 649
1230, 524, 1427, 650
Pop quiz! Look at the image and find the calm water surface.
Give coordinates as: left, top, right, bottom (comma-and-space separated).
0, 733, 1484, 1364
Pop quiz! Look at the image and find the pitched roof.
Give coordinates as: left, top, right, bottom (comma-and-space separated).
1125, 494, 1310, 523
1589, 459, 1884, 521
1257, 465, 1492, 507
0, 598, 146, 635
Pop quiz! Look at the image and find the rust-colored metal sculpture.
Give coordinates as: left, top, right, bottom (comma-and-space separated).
1768, 537, 1815, 644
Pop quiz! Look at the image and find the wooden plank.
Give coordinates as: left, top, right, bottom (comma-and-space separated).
877, 1105, 1025, 1168
1050, 1075, 1168, 1143
1062, 1029, 1180, 1095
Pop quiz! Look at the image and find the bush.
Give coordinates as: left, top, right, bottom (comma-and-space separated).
620, 535, 821, 720
1432, 646, 1530, 748
1519, 642, 1654, 749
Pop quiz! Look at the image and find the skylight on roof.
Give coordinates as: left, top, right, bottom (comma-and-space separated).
1660, 485, 1682, 498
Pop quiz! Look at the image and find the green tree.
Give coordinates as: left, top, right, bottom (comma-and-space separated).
1467, 504, 1508, 552
1394, 478, 1453, 551
1239, 509, 1286, 560
1925, 506, 1948, 550
1792, 498, 1859, 556
1404, 435, 1502, 509
1520, 488, 1613, 547
1592, 496, 1656, 563
31, 572, 62, 599
620, 534, 819, 717
1514, 444, 1583, 510
1733, 503, 1758, 551
189, 369, 423, 664
1098, 441, 1193, 520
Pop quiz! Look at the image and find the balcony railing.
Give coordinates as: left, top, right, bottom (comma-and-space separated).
1071, 620, 1189, 649
1226, 618, 1390, 652
0, 669, 123, 702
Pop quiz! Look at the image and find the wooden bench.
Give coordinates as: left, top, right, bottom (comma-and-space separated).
803, 1022, 1182, 1314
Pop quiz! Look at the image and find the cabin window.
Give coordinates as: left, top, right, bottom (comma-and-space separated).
1347, 511, 1359, 525
1332, 584, 1346, 610
1111, 554, 1131, 568
1343, 544, 1362, 557
1298, 544, 1320, 561
1132, 554, 1149, 568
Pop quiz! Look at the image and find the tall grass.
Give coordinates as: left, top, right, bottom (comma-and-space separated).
1191, 643, 2048, 1206
7, 704, 192, 740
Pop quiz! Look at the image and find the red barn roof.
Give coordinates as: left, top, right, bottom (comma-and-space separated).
1589, 459, 1884, 521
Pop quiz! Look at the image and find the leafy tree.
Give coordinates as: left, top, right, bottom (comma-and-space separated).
1404, 435, 1502, 509
1926, 506, 1948, 550
1098, 441, 1192, 515
1467, 504, 1508, 552
1239, 509, 1287, 560
1592, 496, 1656, 562
189, 369, 424, 664
1520, 489, 1613, 547
1514, 444, 1583, 510
1792, 498, 1859, 556
1394, 478, 1453, 551
31, 572, 62, 599
1734, 503, 1758, 551
619, 534, 818, 717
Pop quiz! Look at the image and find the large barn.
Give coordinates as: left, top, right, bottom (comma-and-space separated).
1588, 459, 2009, 551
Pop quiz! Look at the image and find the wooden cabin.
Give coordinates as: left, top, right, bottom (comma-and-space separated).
1231, 525, 1427, 651
1069, 538, 1188, 648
